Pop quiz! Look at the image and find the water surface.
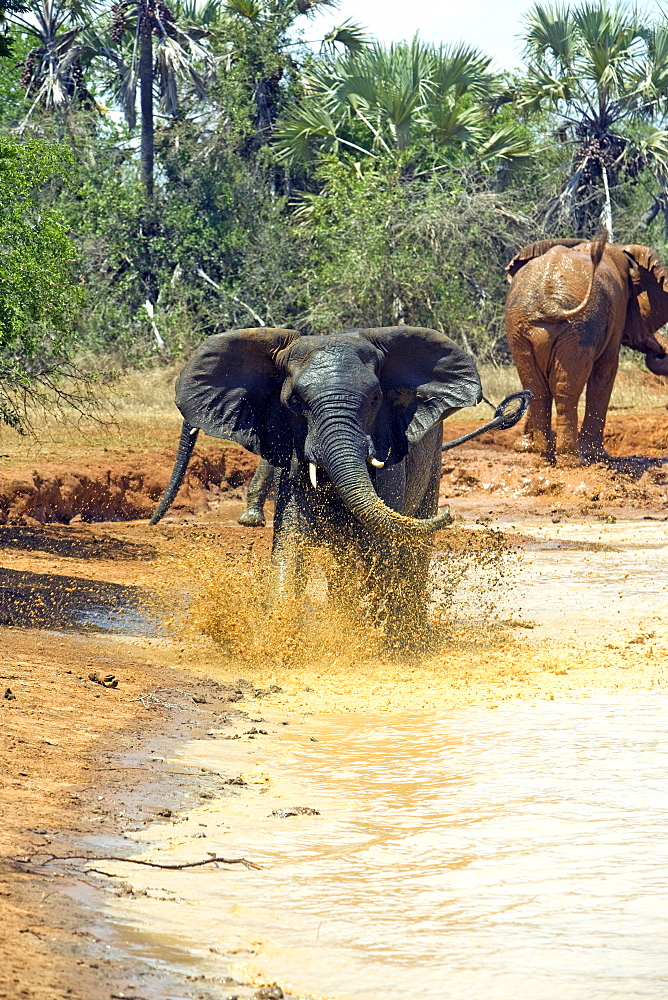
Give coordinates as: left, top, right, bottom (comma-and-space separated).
110, 691, 668, 999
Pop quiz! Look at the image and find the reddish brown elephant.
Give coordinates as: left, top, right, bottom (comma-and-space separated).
505, 235, 668, 464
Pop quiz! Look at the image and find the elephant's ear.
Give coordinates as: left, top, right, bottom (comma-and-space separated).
175, 328, 300, 468
621, 245, 668, 352
360, 327, 482, 465
505, 238, 585, 281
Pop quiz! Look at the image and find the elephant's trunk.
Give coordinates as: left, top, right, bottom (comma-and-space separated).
644, 350, 668, 376
314, 412, 451, 542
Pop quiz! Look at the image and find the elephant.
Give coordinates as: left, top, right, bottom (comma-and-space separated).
505, 235, 668, 464
150, 326, 482, 643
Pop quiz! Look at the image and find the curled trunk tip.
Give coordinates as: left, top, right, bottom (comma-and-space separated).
319, 439, 452, 543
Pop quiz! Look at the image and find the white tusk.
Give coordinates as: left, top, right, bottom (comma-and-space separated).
369, 457, 385, 468
309, 462, 318, 489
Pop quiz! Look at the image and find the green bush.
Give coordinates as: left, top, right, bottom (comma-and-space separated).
0, 135, 85, 428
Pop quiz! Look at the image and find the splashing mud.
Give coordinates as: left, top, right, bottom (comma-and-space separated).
177, 526, 518, 671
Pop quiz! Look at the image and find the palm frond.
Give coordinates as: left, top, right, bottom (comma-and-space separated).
154, 30, 214, 112
223, 0, 260, 20
430, 102, 484, 147
320, 18, 369, 55
634, 128, 668, 179
476, 124, 535, 165
430, 42, 495, 100
275, 102, 373, 164
522, 2, 576, 68
172, 0, 222, 25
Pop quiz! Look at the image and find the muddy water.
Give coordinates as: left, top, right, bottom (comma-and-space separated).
108, 691, 668, 1000
504, 519, 668, 640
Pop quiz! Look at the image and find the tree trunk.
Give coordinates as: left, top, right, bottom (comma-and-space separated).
600, 165, 613, 241
139, 23, 154, 198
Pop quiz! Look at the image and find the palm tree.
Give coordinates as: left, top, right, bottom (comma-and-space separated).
520, 1, 668, 238
274, 38, 531, 169
100, 0, 215, 196
8, 0, 96, 125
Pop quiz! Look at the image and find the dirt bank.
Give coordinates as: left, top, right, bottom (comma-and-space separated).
1, 376, 667, 524
0, 618, 283, 1000
0, 440, 258, 525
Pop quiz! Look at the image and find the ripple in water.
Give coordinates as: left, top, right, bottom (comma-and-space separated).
114, 692, 668, 1000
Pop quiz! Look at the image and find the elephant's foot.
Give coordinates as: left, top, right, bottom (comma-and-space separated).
237, 505, 266, 527
380, 604, 433, 653
555, 452, 582, 469
513, 434, 536, 454
579, 441, 611, 466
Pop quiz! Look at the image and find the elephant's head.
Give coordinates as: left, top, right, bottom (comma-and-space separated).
175, 326, 481, 541
621, 245, 668, 376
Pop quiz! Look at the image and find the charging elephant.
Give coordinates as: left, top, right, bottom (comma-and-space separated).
150, 326, 482, 643
505, 236, 668, 464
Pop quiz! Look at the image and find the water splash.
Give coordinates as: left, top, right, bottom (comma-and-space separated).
177, 526, 517, 669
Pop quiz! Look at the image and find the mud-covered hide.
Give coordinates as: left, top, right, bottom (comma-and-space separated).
621, 245, 668, 356
505, 239, 585, 281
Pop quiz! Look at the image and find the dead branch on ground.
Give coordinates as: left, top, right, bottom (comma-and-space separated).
12, 853, 262, 870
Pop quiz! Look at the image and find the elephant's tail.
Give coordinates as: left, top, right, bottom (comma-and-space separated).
534, 231, 608, 323
149, 421, 199, 525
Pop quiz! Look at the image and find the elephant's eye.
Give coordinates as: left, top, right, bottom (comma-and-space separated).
288, 393, 304, 413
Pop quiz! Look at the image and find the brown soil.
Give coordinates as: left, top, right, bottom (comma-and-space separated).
2, 399, 668, 998
0, 614, 274, 1000
2, 408, 668, 526
0, 439, 258, 525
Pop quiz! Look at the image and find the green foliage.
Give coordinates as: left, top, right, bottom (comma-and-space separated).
0, 136, 84, 428
3, 0, 668, 393
276, 38, 533, 168
290, 157, 535, 357
0, 0, 26, 57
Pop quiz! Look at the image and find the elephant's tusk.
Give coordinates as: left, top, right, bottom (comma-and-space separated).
368, 457, 385, 468
309, 462, 318, 489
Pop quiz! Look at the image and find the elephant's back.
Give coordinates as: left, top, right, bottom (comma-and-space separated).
506, 244, 596, 322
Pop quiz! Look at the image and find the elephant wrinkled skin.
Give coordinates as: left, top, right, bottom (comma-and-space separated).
151, 326, 482, 643
505, 236, 668, 464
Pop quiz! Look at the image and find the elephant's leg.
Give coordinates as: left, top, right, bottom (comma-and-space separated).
510, 336, 553, 459
324, 540, 361, 615
550, 346, 589, 466
369, 443, 440, 646
527, 391, 554, 460
514, 410, 534, 452
397, 449, 443, 642
268, 473, 308, 603
580, 344, 619, 463
238, 458, 274, 527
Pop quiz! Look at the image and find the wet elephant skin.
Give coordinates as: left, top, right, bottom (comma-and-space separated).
151, 326, 482, 643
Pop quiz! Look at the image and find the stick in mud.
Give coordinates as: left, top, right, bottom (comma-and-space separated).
128, 688, 204, 709
13, 854, 262, 870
